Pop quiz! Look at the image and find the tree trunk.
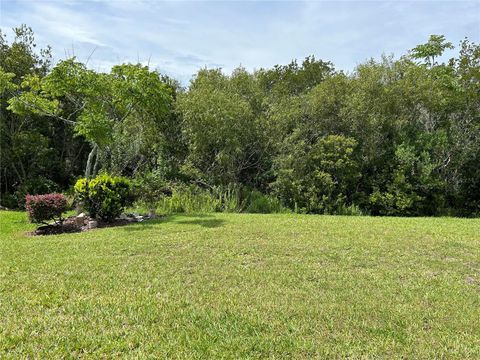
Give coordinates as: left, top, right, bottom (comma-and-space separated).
92, 147, 100, 177
85, 145, 98, 179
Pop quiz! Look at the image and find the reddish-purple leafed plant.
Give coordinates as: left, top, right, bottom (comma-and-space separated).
25, 193, 67, 225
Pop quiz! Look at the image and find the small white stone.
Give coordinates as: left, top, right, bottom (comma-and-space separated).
87, 220, 98, 229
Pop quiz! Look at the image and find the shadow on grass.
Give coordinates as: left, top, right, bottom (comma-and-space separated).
121, 218, 164, 231
175, 218, 226, 228
123, 214, 226, 231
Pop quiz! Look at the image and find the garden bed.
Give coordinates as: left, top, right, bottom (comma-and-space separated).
30, 213, 152, 236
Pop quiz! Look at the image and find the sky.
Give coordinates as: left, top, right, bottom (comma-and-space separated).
1, 0, 479, 84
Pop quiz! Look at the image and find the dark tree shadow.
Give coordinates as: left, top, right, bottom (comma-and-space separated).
120, 218, 164, 231
123, 214, 226, 231
175, 218, 226, 228
171, 214, 214, 219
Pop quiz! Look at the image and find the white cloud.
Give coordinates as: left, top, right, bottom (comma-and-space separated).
1, 0, 479, 84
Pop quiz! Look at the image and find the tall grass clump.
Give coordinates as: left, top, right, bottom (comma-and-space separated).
139, 183, 289, 215
335, 203, 365, 216
245, 190, 290, 214
154, 184, 240, 214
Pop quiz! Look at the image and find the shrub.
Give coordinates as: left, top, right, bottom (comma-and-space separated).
272, 135, 360, 214
0, 193, 17, 209
25, 193, 67, 224
74, 174, 131, 222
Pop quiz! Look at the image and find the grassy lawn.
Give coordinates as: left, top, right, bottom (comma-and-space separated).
1, 211, 479, 358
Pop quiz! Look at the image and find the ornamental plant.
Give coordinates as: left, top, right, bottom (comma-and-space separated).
25, 193, 67, 224
74, 174, 131, 222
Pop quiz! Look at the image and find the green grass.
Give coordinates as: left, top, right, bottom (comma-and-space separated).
1, 211, 479, 358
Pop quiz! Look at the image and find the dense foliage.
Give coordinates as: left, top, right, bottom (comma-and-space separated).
74, 174, 131, 221
25, 193, 67, 224
133, 169, 170, 212
1, 25, 479, 216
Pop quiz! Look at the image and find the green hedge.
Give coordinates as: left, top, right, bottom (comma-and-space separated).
74, 174, 131, 222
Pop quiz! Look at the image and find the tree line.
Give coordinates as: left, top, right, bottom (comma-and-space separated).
1, 25, 479, 216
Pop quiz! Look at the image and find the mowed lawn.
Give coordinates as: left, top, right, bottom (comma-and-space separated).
1, 211, 479, 358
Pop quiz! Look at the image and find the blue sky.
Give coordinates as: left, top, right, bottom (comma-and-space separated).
1, 0, 479, 83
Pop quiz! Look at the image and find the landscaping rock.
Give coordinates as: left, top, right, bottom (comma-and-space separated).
74, 213, 86, 227
87, 220, 98, 230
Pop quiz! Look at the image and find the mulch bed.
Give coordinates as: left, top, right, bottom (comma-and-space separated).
28, 214, 152, 236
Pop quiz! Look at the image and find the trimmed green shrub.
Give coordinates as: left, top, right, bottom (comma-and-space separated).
25, 193, 67, 224
74, 174, 131, 222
